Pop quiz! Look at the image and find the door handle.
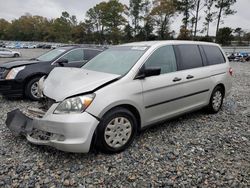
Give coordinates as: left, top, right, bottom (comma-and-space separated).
173, 77, 182, 82
186, 75, 194, 79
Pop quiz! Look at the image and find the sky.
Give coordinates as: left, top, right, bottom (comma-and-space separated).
0, 0, 249, 36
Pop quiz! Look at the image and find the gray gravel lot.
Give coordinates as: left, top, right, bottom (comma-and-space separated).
0, 53, 249, 187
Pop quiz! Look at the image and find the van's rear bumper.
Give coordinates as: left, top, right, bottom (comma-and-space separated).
6, 109, 99, 153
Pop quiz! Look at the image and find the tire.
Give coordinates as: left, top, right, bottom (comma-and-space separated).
95, 107, 137, 153
25, 77, 42, 101
14, 53, 19, 57
207, 86, 224, 114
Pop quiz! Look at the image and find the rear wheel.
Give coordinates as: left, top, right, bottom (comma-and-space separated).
95, 107, 137, 153
207, 86, 224, 113
25, 77, 41, 101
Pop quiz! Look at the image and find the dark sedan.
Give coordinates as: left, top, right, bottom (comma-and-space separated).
0, 46, 103, 100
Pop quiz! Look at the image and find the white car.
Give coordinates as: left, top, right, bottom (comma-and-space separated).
0, 48, 21, 57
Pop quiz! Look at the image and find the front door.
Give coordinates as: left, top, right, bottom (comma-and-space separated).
141, 45, 189, 125
58, 48, 86, 68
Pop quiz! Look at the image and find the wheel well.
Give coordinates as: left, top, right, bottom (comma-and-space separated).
106, 104, 141, 130
90, 104, 142, 152
23, 74, 46, 91
216, 83, 225, 96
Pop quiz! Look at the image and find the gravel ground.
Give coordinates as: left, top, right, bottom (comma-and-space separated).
0, 62, 249, 187
0, 49, 50, 65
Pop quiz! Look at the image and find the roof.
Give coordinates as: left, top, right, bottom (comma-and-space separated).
59, 46, 104, 51
120, 40, 220, 48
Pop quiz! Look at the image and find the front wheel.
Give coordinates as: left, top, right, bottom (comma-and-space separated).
207, 86, 224, 114
14, 53, 19, 57
25, 77, 42, 101
95, 107, 137, 153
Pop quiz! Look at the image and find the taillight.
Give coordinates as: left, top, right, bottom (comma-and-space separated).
229, 67, 233, 76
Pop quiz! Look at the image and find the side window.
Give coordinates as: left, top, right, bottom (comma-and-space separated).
177, 44, 203, 70
84, 49, 101, 60
202, 45, 225, 65
145, 45, 177, 74
62, 49, 84, 63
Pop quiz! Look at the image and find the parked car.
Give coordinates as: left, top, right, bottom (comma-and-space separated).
36, 44, 46, 48
227, 53, 235, 61
0, 48, 21, 57
5, 41, 233, 153
5, 44, 15, 49
0, 46, 103, 100
0, 42, 6, 48
43, 44, 52, 49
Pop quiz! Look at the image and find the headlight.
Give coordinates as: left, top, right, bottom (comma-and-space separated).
54, 94, 95, 114
5, 66, 25, 80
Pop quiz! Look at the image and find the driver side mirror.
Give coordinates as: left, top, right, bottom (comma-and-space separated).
135, 66, 161, 79
57, 58, 68, 66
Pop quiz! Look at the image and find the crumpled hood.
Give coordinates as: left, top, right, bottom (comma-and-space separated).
0, 59, 41, 69
43, 67, 120, 101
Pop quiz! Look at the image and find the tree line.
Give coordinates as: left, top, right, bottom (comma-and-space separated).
0, 0, 249, 45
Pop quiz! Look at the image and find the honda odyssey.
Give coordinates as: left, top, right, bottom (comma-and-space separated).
6, 41, 232, 153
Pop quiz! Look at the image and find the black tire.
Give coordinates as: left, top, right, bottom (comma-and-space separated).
14, 53, 19, 57
207, 86, 224, 114
25, 77, 41, 101
95, 107, 137, 153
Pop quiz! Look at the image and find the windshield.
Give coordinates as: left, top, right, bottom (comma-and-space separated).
83, 46, 147, 75
37, 48, 66, 61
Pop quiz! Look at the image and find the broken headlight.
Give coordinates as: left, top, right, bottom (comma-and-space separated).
54, 94, 95, 114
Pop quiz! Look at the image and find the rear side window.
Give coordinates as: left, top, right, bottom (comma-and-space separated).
145, 45, 177, 74
176, 44, 203, 70
202, 45, 225, 65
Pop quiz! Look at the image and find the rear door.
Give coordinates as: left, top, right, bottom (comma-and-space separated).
173, 44, 213, 109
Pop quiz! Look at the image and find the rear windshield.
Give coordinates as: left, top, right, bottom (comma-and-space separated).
83, 46, 147, 75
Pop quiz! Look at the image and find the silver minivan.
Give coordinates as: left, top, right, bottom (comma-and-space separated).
6, 41, 233, 153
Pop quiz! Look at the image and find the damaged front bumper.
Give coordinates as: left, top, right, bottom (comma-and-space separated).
6, 106, 99, 153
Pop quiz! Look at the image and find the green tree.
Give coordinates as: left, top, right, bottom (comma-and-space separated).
177, 0, 196, 31
86, 0, 126, 44
243, 32, 250, 46
49, 11, 75, 42
177, 25, 191, 40
123, 23, 133, 42
193, 0, 203, 37
216, 27, 233, 46
0, 19, 10, 40
151, 0, 177, 39
129, 0, 143, 35
203, 0, 216, 36
215, 0, 237, 37
234, 27, 244, 45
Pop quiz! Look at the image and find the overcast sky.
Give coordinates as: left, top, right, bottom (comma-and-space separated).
0, 0, 249, 36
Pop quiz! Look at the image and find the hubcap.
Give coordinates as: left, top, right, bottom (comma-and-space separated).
31, 81, 39, 98
212, 91, 222, 111
104, 117, 132, 148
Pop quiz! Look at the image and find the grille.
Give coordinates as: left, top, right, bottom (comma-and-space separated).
45, 98, 56, 110
40, 97, 56, 111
